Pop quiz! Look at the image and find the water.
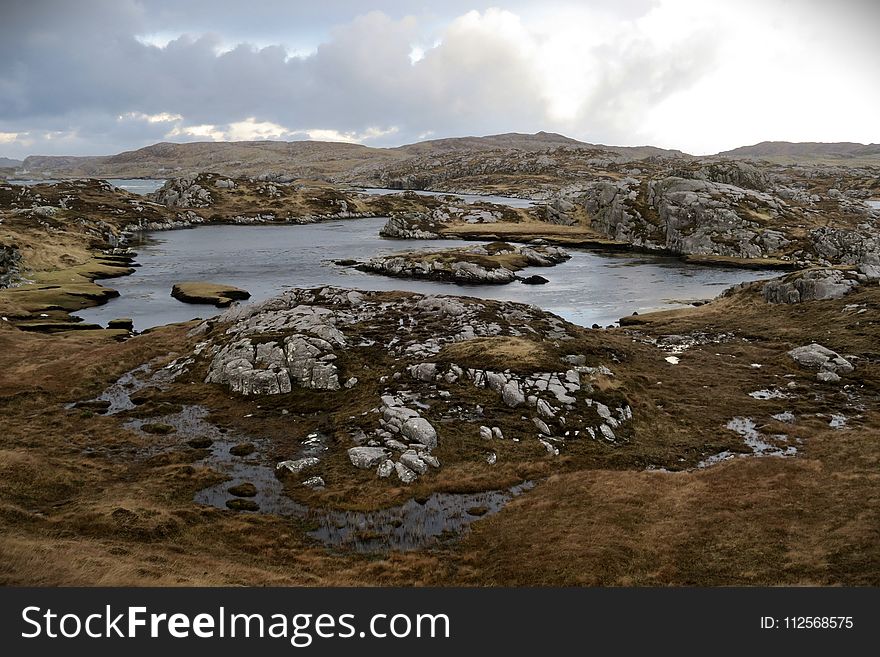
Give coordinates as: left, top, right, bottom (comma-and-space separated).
354, 187, 538, 208
75, 218, 783, 331
8, 178, 165, 195
81, 361, 536, 552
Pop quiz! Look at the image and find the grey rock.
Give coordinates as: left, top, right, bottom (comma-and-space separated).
536, 399, 556, 420
377, 459, 395, 478
394, 461, 418, 484
400, 450, 429, 474
533, 417, 552, 435
763, 268, 860, 303
410, 363, 438, 381
384, 438, 409, 452
539, 439, 559, 456
401, 417, 438, 448
788, 343, 854, 374
347, 446, 389, 469
276, 457, 321, 474
502, 380, 525, 407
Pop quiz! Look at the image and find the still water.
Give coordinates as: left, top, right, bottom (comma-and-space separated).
76, 217, 782, 331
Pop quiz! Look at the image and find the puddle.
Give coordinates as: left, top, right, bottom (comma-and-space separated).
697, 416, 797, 468
310, 482, 535, 553
83, 362, 535, 552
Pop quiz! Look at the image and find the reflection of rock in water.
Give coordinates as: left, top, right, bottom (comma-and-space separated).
86, 363, 536, 553
310, 482, 535, 553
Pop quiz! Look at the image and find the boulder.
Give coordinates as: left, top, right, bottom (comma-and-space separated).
276, 457, 320, 474
377, 460, 395, 478
787, 343, 854, 374
401, 417, 438, 448
502, 381, 525, 407
400, 450, 429, 475
394, 461, 418, 484
347, 446, 389, 469
763, 269, 859, 303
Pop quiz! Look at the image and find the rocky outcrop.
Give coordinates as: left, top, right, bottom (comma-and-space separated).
810, 226, 880, 265
763, 268, 861, 303
205, 316, 345, 396
379, 204, 507, 239
357, 243, 569, 285
647, 177, 791, 258
672, 160, 768, 191
151, 175, 213, 208
379, 212, 443, 239
545, 197, 579, 225
192, 287, 632, 486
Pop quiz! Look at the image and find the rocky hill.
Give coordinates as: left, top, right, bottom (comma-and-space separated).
719, 141, 880, 164
17, 132, 686, 181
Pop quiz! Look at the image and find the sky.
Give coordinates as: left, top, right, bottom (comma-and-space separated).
0, 0, 878, 159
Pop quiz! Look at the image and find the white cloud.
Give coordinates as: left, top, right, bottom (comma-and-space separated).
134, 32, 184, 49
119, 111, 183, 124
0, 132, 18, 144
166, 123, 226, 141
1, 1, 877, 159
226, 118, 291, 141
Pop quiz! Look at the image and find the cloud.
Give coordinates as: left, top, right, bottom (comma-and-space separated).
0, 0, 877, 159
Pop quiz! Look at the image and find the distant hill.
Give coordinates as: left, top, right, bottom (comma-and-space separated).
0, 157, 22, 168
18, 132, 687, 181
717, 141, 880, 164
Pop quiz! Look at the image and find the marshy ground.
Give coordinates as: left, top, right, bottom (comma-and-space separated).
1, 276, 877, 585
